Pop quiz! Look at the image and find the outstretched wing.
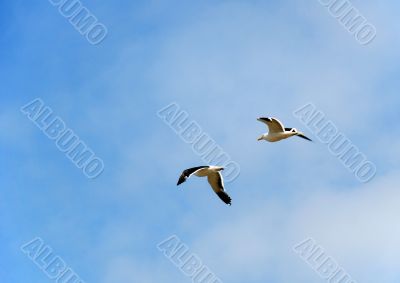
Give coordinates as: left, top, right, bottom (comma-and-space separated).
296, 133, 313, 142
177, 166, 209, 185
207, 172, 232, 205
257, 117, 285, 133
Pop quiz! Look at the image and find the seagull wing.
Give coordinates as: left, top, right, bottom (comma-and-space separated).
296, 133, 313, 142
257, 117, 285, 133
177, 166, 209, 185
207, 172, 231, 205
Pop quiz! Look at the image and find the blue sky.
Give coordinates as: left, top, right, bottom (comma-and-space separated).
1, 0, 400, 282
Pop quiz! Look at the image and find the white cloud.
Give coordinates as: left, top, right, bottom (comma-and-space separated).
187, 170, 400, 283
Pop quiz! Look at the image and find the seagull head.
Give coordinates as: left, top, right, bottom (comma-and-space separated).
291, 128, 306, 136
289, 128, 300, 136
210, 166, 224, 172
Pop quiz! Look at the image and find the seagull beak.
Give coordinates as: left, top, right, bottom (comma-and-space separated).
257, 136, 263, 141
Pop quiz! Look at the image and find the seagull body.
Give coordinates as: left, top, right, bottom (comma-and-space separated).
177, 166, 232, 205
257, 117, 312, 142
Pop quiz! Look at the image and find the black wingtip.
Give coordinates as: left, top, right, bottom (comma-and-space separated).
297, 134, 313, 142
257, 117, 272, 122
217, 191, 232, 206
177, 175, 186, 186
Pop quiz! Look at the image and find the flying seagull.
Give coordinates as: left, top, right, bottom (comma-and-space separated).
177, 166, 232, 205
257, 117, 312, 142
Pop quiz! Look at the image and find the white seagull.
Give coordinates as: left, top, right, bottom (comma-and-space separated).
257, 117, 312, 142
177, 166, 232, 205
